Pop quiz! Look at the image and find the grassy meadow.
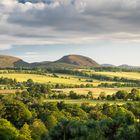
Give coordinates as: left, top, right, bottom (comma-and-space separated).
1, 71, 139, 85
0, 73, 106, 86
0, 71, 139, 94
45, 99, 128, 105
53, 87, 133, 97
0, 71, 140, 102
94, 72, 140, 80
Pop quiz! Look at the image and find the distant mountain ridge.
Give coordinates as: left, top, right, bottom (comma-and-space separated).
0, 54, 100, 68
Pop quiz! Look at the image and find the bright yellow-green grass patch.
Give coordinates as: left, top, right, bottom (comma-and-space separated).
45, 99, 128, 105
0, 73, 80, 84
57, 73, 116, 86
0, 73, 101, 86
93, 72, 140, 80
0, 73, 133, 87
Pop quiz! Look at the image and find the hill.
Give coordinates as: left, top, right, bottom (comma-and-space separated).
0, 55, 29, 68
55, 55, 100, 67
0, 54, 100, 68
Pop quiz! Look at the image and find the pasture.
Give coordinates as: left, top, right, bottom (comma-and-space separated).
53, 87, 133, 98
45, 99, 128, 105
94, 72, 140, 80
0, 72, 139, 98
0, 73, 107, 86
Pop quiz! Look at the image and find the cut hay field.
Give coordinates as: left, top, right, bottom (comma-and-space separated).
53, 87, 133, 98
94, 72, 140, 80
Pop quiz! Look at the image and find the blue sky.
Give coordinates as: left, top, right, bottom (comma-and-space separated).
0, 0, 140, 65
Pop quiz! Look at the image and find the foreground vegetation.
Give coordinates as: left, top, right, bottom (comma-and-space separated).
0, 69, 140, 140
0, 82, 140, 140
0, 83, 140, 140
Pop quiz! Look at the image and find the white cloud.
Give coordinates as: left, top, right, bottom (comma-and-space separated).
1, 0, 140, 50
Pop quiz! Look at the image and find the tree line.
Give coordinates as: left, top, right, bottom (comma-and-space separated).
0, 82, 139, 139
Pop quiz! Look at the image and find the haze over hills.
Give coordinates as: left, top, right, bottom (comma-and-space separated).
0, 55, 100, 68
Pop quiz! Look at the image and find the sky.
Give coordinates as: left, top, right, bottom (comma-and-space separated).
0, 0, 140, 65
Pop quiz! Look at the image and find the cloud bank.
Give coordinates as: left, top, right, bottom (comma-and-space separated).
1, 0, 140, 50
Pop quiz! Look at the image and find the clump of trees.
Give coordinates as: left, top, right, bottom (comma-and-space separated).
98, 82, 140, 88
0, 82, 139, 139
0, 69, 140, 139
50, 88, 140, 101
102, 88, 140, 101
50, 91, 93, 100
47, 68, 140, 87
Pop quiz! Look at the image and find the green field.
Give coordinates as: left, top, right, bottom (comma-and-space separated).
0, 72, 138, 97
1, 71, 135, 86
53, 87, 133, 97
0, 73, 108, 86
0, 87, 133, 98
94, 72, 140, 80
45, 99, 128, 105
0, 71, 139, 106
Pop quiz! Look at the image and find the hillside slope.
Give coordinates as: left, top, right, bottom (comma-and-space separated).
0, 55, 29, 68
0, 54, 100, 68
55, 55, 100, 67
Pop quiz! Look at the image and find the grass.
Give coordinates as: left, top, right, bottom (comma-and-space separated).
0, 87, 133, 98
0, 73, 106, 86
0, 72, 138, 97
45, 99, 128, 105
94, 72, 140, 80
53, 87, 133, 97
0, 71, 138, 106
0, 73, 83, 84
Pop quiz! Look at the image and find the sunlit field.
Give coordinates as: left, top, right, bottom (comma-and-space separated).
53, 87, 133, 97
45, 99, 129, 105
0, 73, 86, 85
0, 73, 113, 86
0, 73, 138, 97
94, 72, 140, 80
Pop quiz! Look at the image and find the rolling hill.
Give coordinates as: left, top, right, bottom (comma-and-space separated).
55, 55, 100, 67
1, 55, 140, 69
0, 55, 29, 68
0, 54, 100, 68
